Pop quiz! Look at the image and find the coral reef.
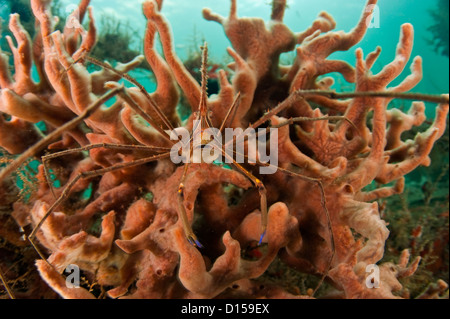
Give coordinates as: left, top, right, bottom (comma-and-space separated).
0, 0, 448, 299
427, 0, 449, 57
1, 0, 64, 41
1, 0, 149, 72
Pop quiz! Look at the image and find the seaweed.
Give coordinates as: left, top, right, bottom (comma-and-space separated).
90, 13, 148, 70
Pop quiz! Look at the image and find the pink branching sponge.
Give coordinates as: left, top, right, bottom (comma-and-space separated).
0, 0, 448, 299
